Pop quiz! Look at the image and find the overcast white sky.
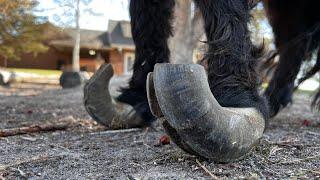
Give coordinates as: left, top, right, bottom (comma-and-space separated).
37, 0, 130, 31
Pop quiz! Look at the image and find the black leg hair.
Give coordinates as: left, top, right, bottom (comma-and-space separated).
265, 41, 312, 117
117, 0, 175, 122
263, 0, 320, 117
265, 32, 320, 116
194, 0, 269, 120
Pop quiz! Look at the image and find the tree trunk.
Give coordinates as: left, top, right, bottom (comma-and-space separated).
170, 0, 204, 64
1, 55, 7, 67
4, 57, 7, 67
72, 0, 80, 72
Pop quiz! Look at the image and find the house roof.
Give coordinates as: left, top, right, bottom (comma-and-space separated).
49, 29, 110, 50
49, 20, 134, 50
107, 20, 134, 49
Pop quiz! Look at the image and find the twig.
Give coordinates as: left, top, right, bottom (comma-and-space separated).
306, 131, 320, 136
276, 154, 320, 165
141, 127, 150, 140
268, 142, 306, 148
268, 146, 283, 157
265, 139, 312, 148
105, 136, 131, 142
0, 137, 9, 143
196, 159, 220, 180
127, 175, 141, 180
0, 122, 69, 137
89, 128, 141, 135
11, 168, 27, 178
302, 169, 320, 175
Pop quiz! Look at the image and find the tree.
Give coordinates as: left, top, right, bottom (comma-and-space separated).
51, 0, 100, 72
73, 0, 80, 72
250, 3, 273, 48
0, 0, 48, 65
47, 0, 103, 88
169, 0, 204, 64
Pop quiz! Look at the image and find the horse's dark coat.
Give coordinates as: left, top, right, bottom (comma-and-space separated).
117, 0, 319, 123
264, 0, 320, 116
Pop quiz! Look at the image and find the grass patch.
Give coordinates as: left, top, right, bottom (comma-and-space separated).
295, 89, 316, 96
9, 68, 62, 76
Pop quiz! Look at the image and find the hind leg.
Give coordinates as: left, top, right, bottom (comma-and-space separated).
117, 0, 175, 124
263, 0, 318, 117
265, 43, 306, 117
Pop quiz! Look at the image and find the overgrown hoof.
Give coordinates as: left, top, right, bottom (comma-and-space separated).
147, 63, 266, 162
147, 72, 200, 155
84, 63, 145, 129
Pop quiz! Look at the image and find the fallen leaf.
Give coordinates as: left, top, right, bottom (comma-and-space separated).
20, 136, 37, 142
159, 135, 170, 145
154, 135, 170, 147
302, 120, 311, 126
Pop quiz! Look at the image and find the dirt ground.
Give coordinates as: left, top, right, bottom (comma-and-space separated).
0, 80, 319, 179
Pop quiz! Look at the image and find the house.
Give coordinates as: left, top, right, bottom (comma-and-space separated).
0, 20, 135, 75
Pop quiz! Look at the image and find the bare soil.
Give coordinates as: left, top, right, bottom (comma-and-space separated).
0, 81, 319, 179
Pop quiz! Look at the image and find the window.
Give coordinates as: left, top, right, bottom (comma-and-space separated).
124, 53, 135, 75
89, 50, 96, 56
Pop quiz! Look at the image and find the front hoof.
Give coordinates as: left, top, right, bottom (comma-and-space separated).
147, 64, 266, 162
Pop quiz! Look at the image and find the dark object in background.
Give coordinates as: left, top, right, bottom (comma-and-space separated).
0, 68, 15, 86
59, 71, 89, 88
0, 73, 4, 85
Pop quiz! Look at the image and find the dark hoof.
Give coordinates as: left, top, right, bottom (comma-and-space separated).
147, 73, 199, 155
147, 63, 266, 162
84, 63, 145, 129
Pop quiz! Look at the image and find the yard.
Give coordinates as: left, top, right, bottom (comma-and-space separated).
8, 68, 62, 76
0, 80, 319, 179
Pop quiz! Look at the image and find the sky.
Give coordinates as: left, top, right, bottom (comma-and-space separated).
35, 1, 273, 40
36, 0, 130, 31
